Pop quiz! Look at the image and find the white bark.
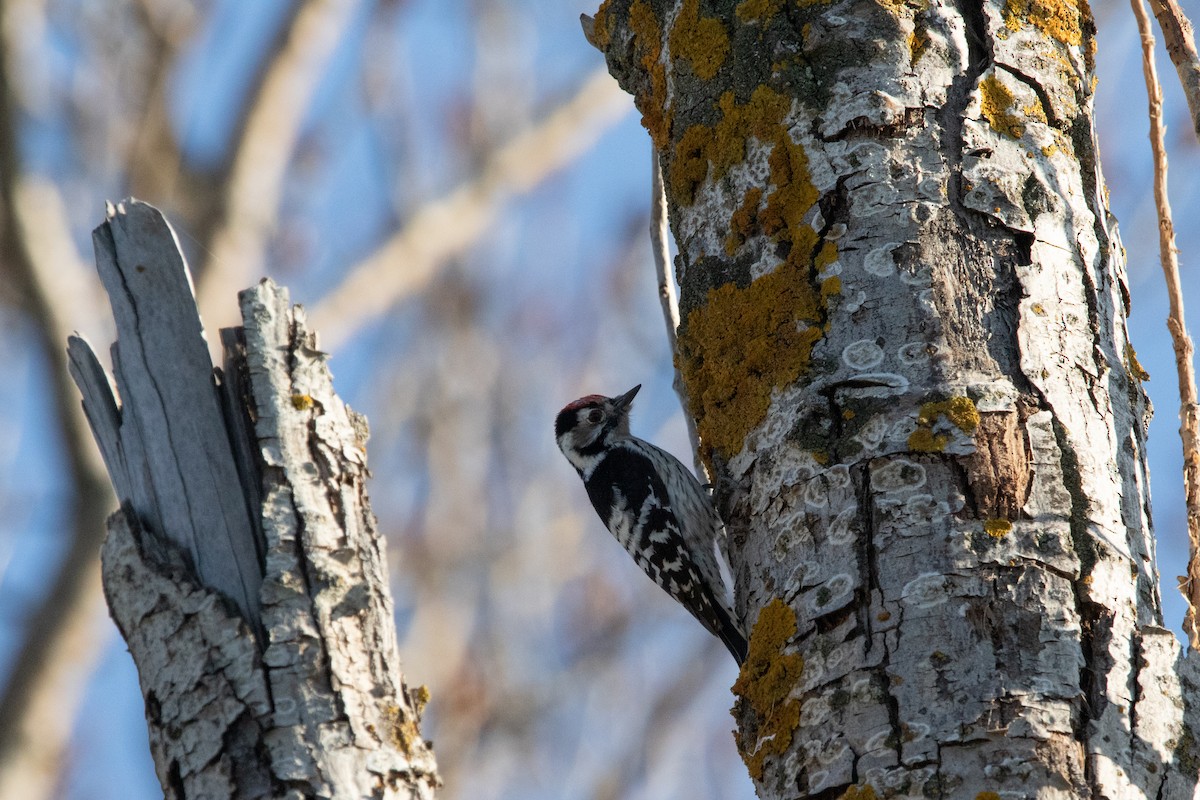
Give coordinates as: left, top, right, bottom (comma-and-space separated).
68, 200, 439, 799
594, 0, 1200, 796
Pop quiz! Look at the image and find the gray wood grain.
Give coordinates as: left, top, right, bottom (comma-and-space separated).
82, 199, 262, 625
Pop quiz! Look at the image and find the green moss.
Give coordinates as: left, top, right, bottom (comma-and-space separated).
668, 0, 729, 80
732, 599, 805, 781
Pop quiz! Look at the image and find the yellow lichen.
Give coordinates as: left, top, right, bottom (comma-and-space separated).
908, 427, 948, 452
979, 74, 1024, 139
726, 187, 765, 255
838, 786, 879, 800
984, 518, 1012, 538
907, 26, 930, 66
813, 450, 830, 465
628, 0, 671, 148
291, 394, 315, 410
1126, 342, 1150, 382
669, 0, 729, 80
675, 84, 831, 464
1031, 302, 1046, 315
591, 0, 614, 51
680, 261, 825, 460
922, 396, 981, 433
1003, 0, 1088, 46
908, 396, 979, 453
736, 0, 783, 21
976, 793, 1003, 800
733, 599, 804, 781
669, 86, 793, 205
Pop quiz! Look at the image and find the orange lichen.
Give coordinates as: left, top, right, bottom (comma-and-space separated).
628, 0, 671, 148
733, 599, 804, 781
668, 0, 730, 80
979, 74, 1024, 139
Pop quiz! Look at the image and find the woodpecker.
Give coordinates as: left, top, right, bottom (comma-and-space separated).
555, 385, 747, 664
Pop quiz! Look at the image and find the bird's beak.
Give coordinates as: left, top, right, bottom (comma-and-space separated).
613, 384, 641, 410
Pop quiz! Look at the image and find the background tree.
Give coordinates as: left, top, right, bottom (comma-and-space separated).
0, 0, 1196, 798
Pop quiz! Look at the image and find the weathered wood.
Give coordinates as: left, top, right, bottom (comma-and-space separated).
70, 199, 439, 798
78, 200, 262, 624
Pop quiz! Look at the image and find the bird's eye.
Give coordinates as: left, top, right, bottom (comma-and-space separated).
586, 409, 604, 424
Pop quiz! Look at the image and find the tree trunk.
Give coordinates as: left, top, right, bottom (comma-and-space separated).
67, 200, 439, 799
593, 0, 1200, 796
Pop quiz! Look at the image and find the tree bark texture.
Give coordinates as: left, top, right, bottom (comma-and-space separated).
593, 0, 1200, 797
67, 200, 439, 799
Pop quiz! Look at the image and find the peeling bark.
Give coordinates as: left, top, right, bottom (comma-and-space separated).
592, 0, 1200, 796
69, 200, 439, 799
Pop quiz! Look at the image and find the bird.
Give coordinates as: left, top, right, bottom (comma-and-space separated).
555, 384, 747, 664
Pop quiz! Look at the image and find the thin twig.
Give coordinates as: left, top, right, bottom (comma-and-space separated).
309, 68, 630, 350
650, 148, 705, 481
1132, 0, 1200, 650
1147, 0, 1200, 140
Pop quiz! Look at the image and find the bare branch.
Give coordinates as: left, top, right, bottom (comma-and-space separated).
309, 67, 630, 350
1132, 0, 1200, 649
650, 149, 705, 480
195, 0, 363, 334
0, 8, 114, 797
1148, 0, 1200, 140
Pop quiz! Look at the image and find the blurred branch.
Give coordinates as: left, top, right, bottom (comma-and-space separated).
0, 5, 115, 797
195, 0, 364, 333
650, 149, 705, 481
1147, 0, 1200, 140
310, 67, 631, 350
125, 0, 203, 208
1133, 0, 1200, 649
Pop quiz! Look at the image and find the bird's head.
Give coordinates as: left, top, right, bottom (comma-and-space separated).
554, 384, 640, 470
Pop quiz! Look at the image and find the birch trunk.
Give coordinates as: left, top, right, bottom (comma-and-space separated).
592, 0, 1200, 796
67, 200, 439, 799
